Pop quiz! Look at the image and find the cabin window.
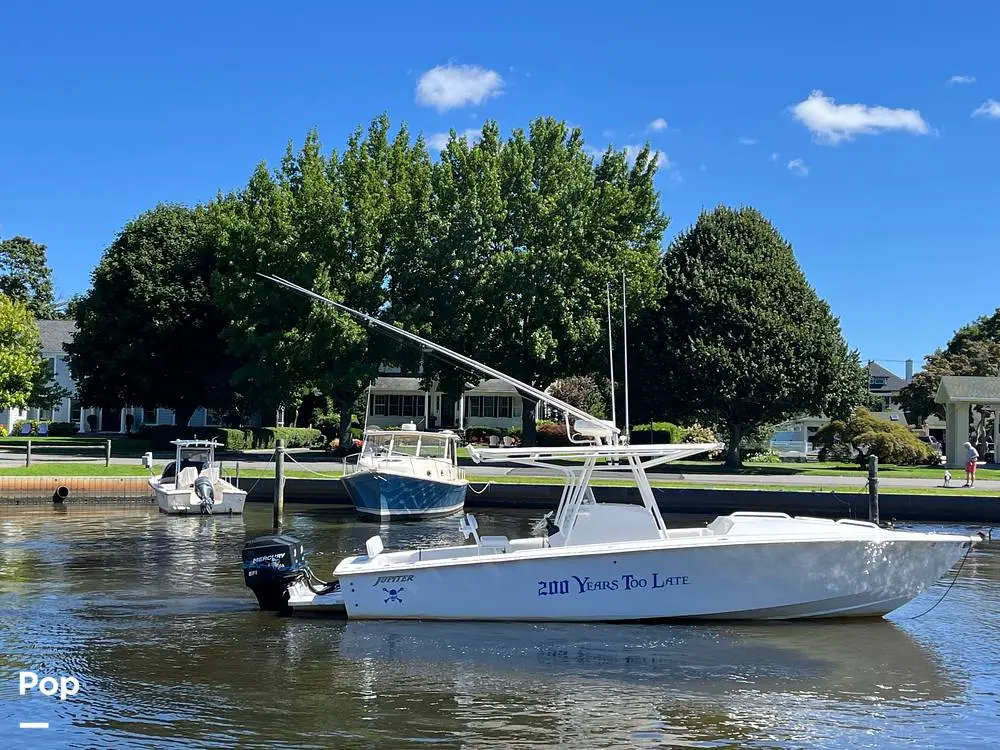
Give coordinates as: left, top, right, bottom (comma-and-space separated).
388, 395, 401, 415
498, 397, 512, 418
402, 396, 414, 417
372, 395, 388, 416
467, 396, 512, 419
69, 398, 82, 426
469, 398, 481, 418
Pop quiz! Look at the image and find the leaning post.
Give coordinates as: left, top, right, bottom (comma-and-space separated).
26, 439, 32, 468
105, 439, 112, 468
273, 440, 285, 529
867, 454, 879, 525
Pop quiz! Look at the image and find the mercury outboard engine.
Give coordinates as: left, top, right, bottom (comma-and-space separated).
194, 475, 215, 514
242, 535, 306, 613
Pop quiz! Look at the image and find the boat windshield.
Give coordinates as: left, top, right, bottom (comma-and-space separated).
364, 433, 451, 461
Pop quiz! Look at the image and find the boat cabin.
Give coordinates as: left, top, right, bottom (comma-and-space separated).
359, 426, 459, 466
160, 439, 223, 483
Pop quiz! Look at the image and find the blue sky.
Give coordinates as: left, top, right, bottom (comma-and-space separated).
2, 1, 998, 375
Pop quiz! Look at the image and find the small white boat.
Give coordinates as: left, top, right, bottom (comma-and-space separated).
342, 425, 467, 521
242, 275, 982, 621
146, 439, 246, 515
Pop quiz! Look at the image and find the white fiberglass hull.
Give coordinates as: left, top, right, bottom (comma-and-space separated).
151, 480, 247, 515
290, 516, 977, 621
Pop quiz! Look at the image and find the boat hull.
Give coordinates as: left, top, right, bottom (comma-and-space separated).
151, 481, 247, 515
331, 535, 973, 621
342, 471, 466, 520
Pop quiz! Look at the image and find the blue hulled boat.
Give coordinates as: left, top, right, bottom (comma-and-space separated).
341, 427, 467, 521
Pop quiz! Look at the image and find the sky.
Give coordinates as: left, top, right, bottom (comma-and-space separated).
2, 1, 998, 376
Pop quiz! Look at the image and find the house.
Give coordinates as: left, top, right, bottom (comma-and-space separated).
0, 320, 225, 434
366, 375, 523, 432
867, 361, 909, 412
769, 360, 914, 456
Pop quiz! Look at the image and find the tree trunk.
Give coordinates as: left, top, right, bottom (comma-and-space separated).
725, 422, 743, 469
336, 395, 354, 449
173, 405, 196, 432
521, 398, 538, 446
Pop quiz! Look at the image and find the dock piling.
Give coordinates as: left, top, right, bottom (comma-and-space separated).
26, 439, 31, 468
273, 440, 285, 529
105, 439, 111, 467
868, 455, 880, 525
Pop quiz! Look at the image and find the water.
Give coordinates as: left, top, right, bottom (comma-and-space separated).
1, 505, 999, 749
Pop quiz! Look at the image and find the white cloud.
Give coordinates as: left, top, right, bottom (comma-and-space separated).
791, 90, 930, 144
948, 75, 976, 85
415, 64, 504, 111
623, 144, 670, 169
737, 136, 757, 146
787, 158, 809, 177
972, 99, 1000, 119
647, 117, 668, 132
770, 152, 780, 162
426, 128, 482, 151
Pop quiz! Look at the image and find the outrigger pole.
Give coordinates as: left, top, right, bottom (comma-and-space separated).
257, 274, 620, 438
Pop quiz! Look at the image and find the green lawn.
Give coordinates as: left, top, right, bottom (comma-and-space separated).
1, 462, 995, 497
0, 436, 153, 458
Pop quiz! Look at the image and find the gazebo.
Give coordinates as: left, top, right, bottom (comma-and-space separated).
934, 376, 1000, 467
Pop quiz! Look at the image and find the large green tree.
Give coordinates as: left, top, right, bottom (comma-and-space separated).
899, 308, 1000, 422
390, 119, 669, 443
215, 119, 425, 443
0, 236, 56, 318
0, 295, 42, 409
639, 205, 867, 468
65, 204, 236, 428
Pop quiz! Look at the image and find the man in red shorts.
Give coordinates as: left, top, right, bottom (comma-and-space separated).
964, 441, 980, 488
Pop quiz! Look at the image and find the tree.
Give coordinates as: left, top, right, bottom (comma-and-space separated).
214, 120, 420, 444
899, 308, 1000, 422
547, 375, 607, 419
641, 205, 865, 468
0, 236, 57, 318
0, 295, 42, 409
812, 408, 934, 467
390, 119, 668, 444
65, 204, 237, 429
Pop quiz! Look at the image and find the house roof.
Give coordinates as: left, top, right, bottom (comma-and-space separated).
36, 320, 76, 354
871, 409, 909, 427
935, 376, 1000, 404
370, 376, 519, 394
867, 362, 907, 393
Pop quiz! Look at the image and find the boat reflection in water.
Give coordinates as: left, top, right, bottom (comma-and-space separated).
338, 619, 957, 704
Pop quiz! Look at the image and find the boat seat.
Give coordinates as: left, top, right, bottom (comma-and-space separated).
176, 466, 198, 489
478, 535, 510, 553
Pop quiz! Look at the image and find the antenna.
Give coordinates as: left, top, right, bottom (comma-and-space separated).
622, 271, 630, 444
606, 282, 617, 429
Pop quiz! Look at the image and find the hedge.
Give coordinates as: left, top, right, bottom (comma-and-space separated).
137, 425, 322, 451
629, 422, 685, 444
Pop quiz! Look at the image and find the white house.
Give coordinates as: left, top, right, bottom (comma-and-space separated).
0, 320, 224, 434
365, 375, 524, 432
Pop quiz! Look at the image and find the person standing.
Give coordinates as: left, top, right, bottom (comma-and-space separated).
964, 441, 980, 487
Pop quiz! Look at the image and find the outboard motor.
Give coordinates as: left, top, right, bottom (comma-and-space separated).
194, 475, 215, 513
242, 535, 306, 613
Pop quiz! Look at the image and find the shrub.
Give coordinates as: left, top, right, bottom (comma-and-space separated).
813, 408, 933, 467
465, 426, 503, 443
86, 414, 98, 432
0, 424, 6, 437
47, 421, 79, 437
536, 421, 571, 446
745, 449, 782, 463
681, 423, 722, 459
124, 413, 135, 434
12, 420, 32, 435
248, 427, 323, 449
629, 421, 685, 444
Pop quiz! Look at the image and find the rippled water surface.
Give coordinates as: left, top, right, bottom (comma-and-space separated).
1, 504, 999, 749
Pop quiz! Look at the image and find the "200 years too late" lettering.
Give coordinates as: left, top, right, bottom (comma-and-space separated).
536, 573, 689, 596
